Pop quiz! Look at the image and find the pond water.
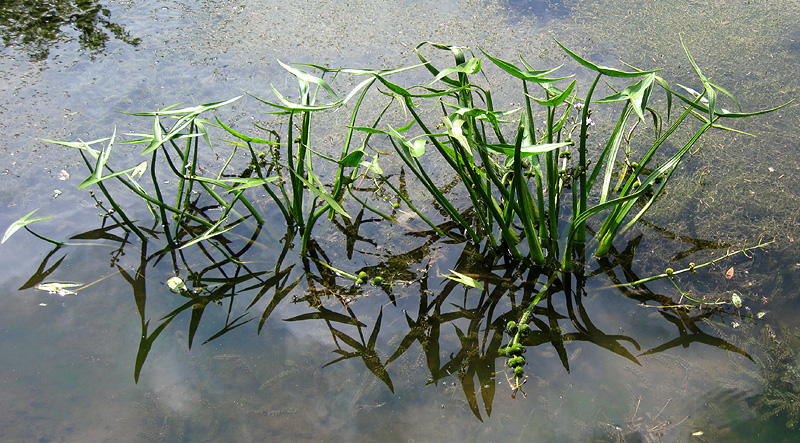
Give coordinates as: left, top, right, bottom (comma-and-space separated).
2, 0, 800, 441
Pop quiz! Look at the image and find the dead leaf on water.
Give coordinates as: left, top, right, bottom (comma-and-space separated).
167, 276, 188, 294
725, 267, 734, 279
36, 282, 82, 296
731, 293, 742, 308
58, 169, 70, 180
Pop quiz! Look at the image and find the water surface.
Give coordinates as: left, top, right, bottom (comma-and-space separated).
1, 0, 799, 441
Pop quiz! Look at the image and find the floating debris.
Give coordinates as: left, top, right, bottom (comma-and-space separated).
36, 282, 82, 296
167, 276, 188, 294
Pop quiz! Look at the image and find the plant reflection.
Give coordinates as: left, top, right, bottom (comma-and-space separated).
0, 0, 140, 60
23, 207, 758, 421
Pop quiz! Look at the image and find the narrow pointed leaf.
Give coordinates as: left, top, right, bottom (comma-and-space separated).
3, 209, 55, 244
555, 39, 659, 78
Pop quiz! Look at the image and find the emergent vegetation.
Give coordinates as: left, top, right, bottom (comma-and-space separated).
11, 39, 787, 393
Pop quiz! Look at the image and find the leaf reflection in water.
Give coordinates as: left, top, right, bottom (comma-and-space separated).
19, 208, 767, 425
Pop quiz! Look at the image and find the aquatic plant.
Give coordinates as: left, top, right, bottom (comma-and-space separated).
361, 40, 782, 268
5, 38, 785, 398
339, 39, 784, 389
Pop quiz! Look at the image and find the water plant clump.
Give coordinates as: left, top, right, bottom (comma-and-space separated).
353, 40, 784, 389
6, 38, 787, 396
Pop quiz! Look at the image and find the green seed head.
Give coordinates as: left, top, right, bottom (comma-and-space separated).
514, 366, 525, 377
371, 276, 384, 286
506, 321, 517, 333
511, 356, 526, 367
358, 271, 368, 280
665, 268, 674, 276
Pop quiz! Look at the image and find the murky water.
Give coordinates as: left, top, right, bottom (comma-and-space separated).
2, 0, 800, 441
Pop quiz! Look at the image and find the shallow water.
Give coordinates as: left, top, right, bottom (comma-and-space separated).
1, 0, 800, 441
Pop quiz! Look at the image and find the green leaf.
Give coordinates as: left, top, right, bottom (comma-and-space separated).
530, 80, 576, 107
79, 127, 116, 189
290, 172, 351, 219
480, 48, 571, 83
680, 36, 716, 122
140, 96, 241, 154
409, 139, 427, 157
445, 270, 484, 290
187, 175, 279, 192
349, 126, 388, 135
130, 161, 148, 180
179, 217, 240, 250
443, 117, 472, 155
483, 141, 572, 157
3, 209, 55, 244
339, 150, 365, 167
277, 60, 341, 101
429, 57, 481, 85
41, 137, 109, 154
555, 39, 660, 78
362, 155, 383, 175
260, 86, 343, 111
215, 117, 278, 144
596, 73, 655, 121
